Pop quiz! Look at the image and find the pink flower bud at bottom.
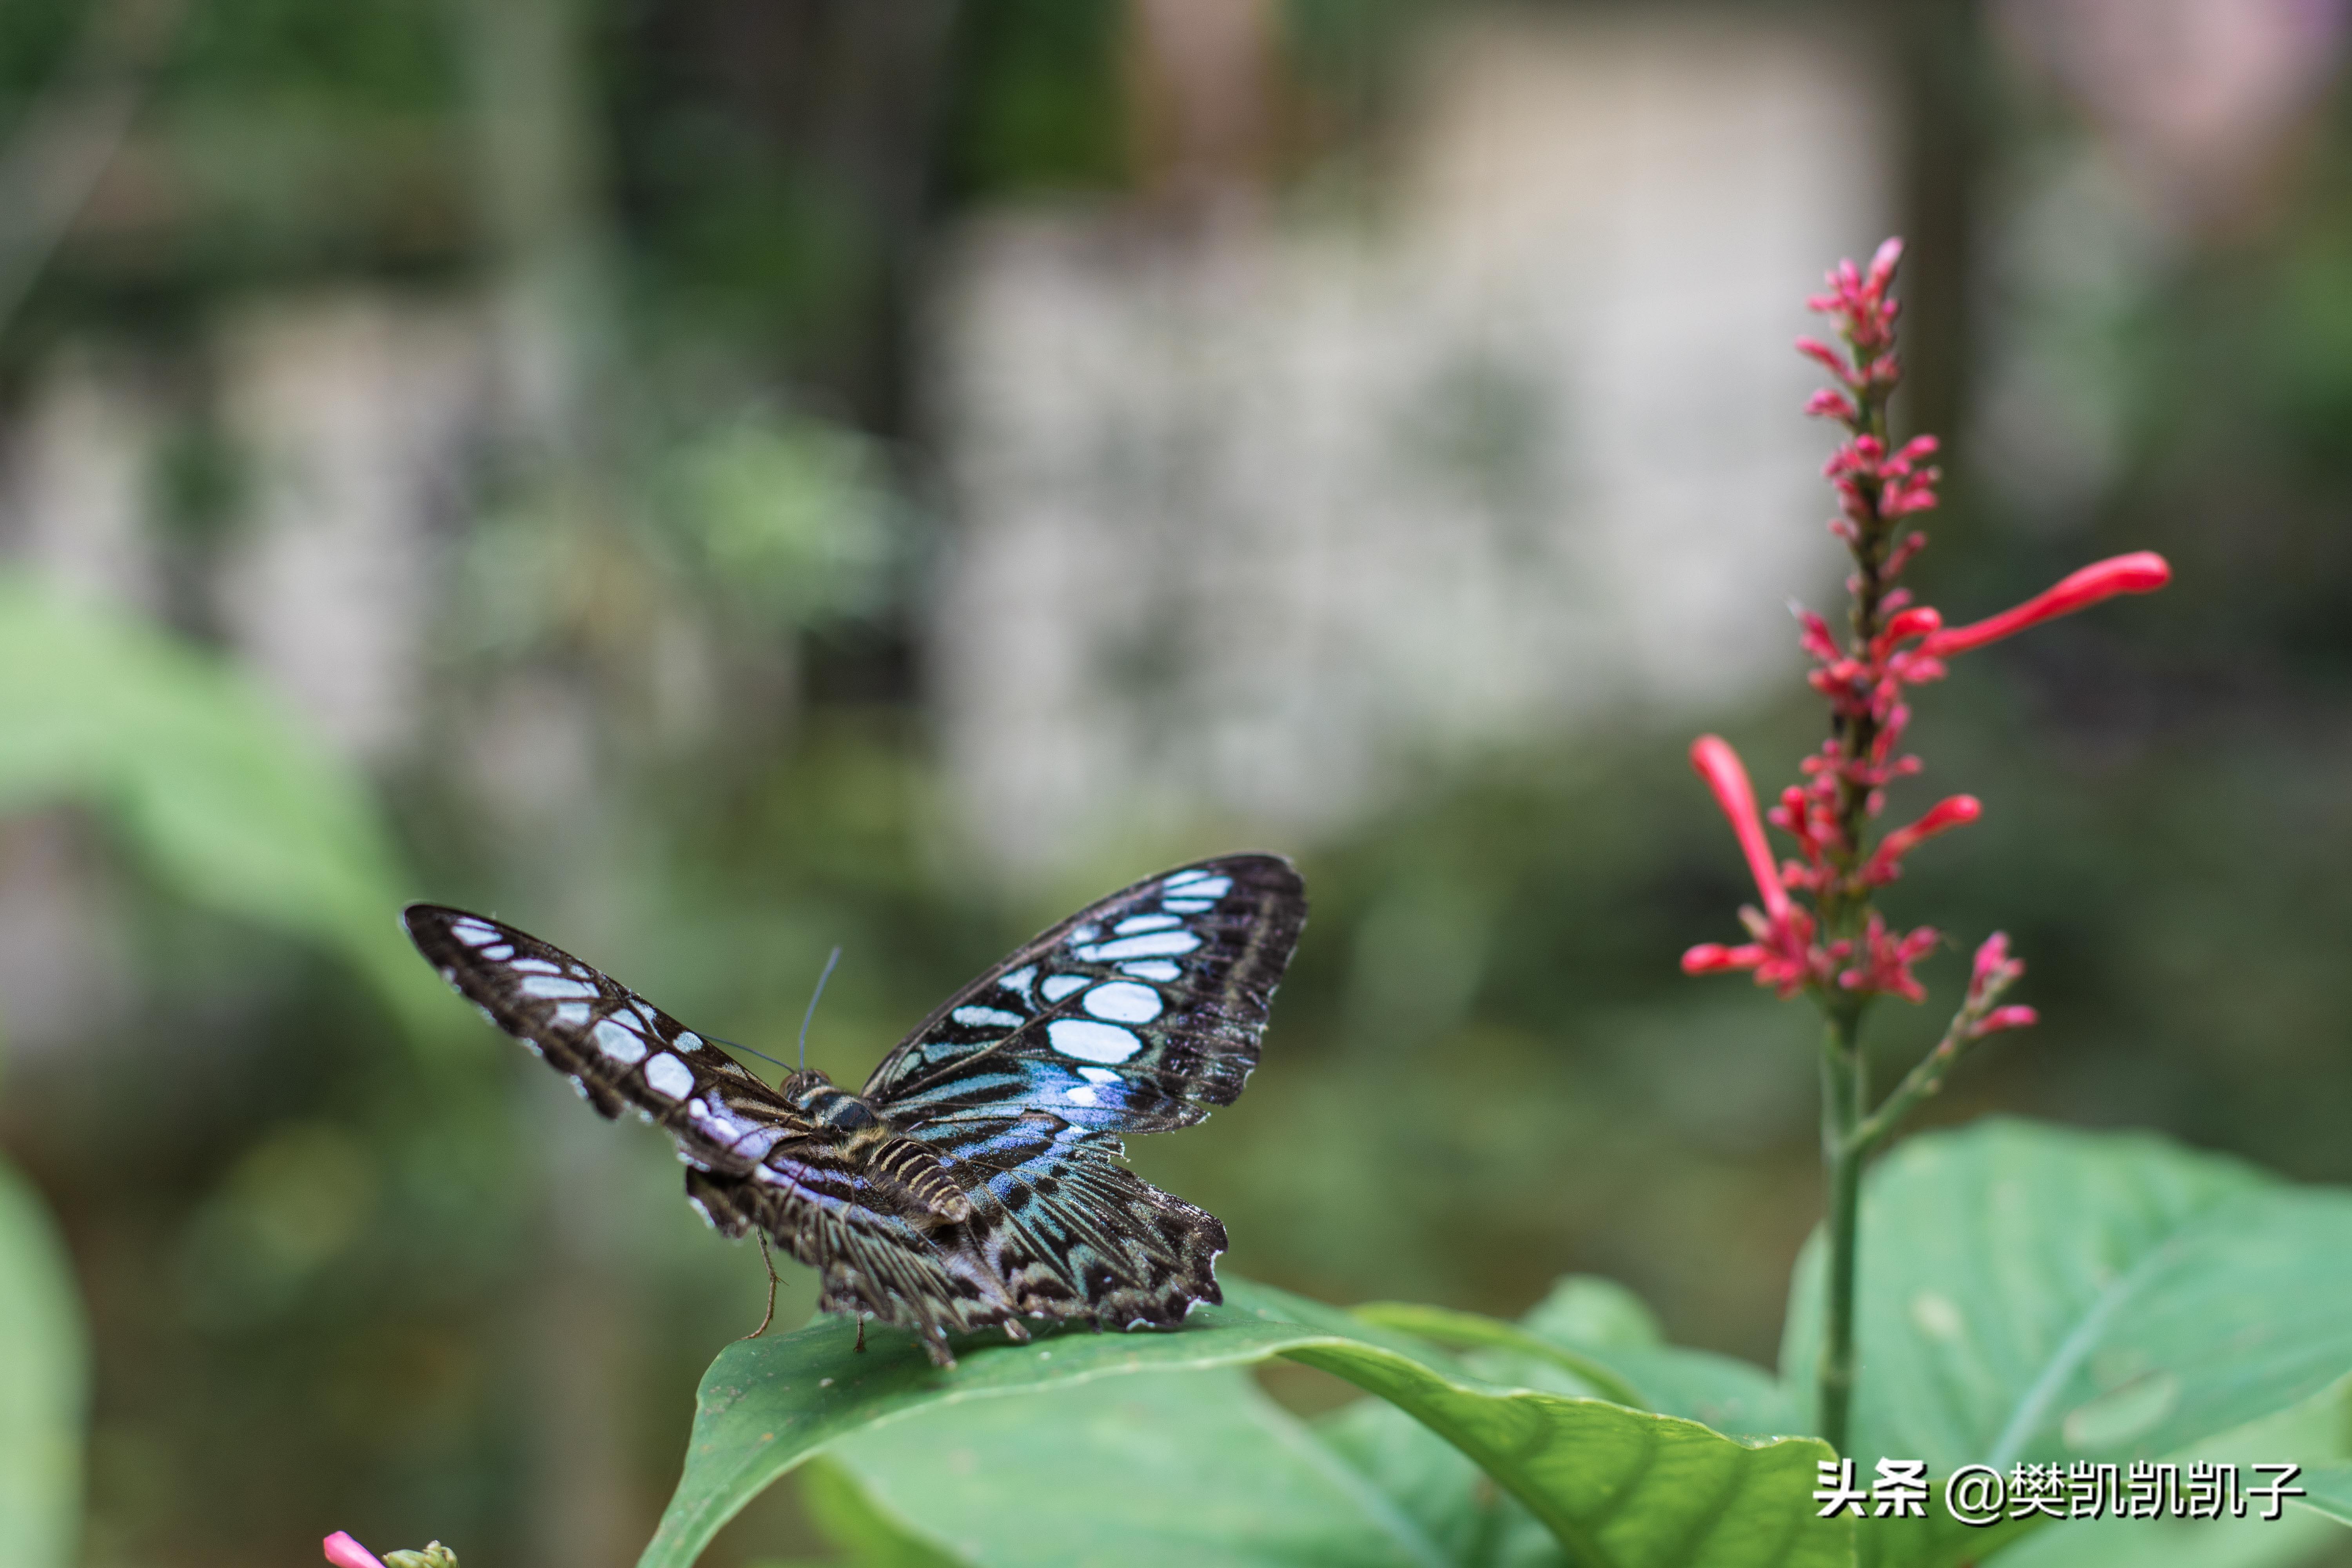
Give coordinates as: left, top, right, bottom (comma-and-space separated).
326, 1534, 387, 1568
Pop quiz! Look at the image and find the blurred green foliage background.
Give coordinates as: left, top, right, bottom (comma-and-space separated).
3, 0, 2352, 1564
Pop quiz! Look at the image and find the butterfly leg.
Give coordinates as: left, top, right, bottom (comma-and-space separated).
738, 1232, 781, 1341
854, 1315, 866, 1353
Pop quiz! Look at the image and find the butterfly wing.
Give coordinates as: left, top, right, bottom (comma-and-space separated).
863, 853, 1307, 1132
406, 903, 1035, 1353
403, 904, 807, 1171
862, 854, 1307, 1330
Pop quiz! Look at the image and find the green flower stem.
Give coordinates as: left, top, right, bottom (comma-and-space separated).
1817, 1004, 1866, 1457
1851, 1018, 1971, 1156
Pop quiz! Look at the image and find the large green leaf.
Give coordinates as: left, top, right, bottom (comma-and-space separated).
2300, 1465, 2352, 1526
1361, 1297, 1804, 1442
0, 1156, 87, 1568
1781, 1119, 2352, 1475
824, 1366, 1457, 1566
1987, 1509, 2343, 1568
643, 1278, 1844, 1568
0, 575, 446, 1047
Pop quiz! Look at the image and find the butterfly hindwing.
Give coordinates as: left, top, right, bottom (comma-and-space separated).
879, 1111, 1227, 1328
864, 854, 1306, 1134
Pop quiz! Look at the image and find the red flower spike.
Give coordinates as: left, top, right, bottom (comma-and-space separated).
1885, 531, 1928, 577
1796, 338, 1851, 378
1922, 552, 2172, 658
1806, 388, 1858, 421
1863, 795, 1982, 884
1872, 606, 1942, 661
1690, 735, 1789, 921
1838, 914, 1938, 1003
1682, 942, 1764, 975
1974, 1005, 2039, 1036
326, 1535, 388, 1568
1967, 931, 2025, 1009
1793, 606, 1842, 662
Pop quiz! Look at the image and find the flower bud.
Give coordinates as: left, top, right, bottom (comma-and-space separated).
1923, 553, 2172, 657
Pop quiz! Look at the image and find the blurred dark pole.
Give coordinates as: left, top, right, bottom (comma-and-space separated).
1127, 0, 1278, 227
823, 0, 961, 439
1891, 0, 1988, 456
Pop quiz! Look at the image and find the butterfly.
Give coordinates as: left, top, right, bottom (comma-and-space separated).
403, 854, 1305, 1367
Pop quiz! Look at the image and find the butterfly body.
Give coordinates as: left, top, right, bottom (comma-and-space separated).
403, 854, 1304, 1366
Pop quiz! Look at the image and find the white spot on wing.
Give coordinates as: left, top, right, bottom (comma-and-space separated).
1114, 913, 1180, 934
642, 1053, 694, 1100
1047, 1018, 1143, 1064
998, 965, 1036, 997
734, 1125, 783, 1160
675, 1031, 704, 1052
519, 975, 600, 1001
477, 943, 514, 960
1078, 1066, 1121, 1084
506, 957, 562, 975
1076, 931, 1201, 962
1177, 876, 1231, 900
1162, 869, 1211, 887
552, 1002, 592, 1027
1040, 974, 1087, 1003
593, 1017, 648, 1064
953, 1005, 1025, 1030
689, 1098, 758, 1147
1120, 960, 1182, 981
1083, 981, 1162, 1024
1064, 1085, 1099, 1106
451, 918, 501, 946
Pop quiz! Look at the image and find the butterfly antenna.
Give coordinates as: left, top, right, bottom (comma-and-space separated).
799, 945, 843, 1073
707, 1034, 794, 1076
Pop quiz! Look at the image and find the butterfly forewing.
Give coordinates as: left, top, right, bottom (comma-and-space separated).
403, 904, 805, 1175
865, 854, 1306, 1134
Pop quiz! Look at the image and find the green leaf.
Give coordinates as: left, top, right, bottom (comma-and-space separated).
0, 1155, 87, 1568
642, 1278, 1846, 1568
0, 575, 446, 1048
1518, 1275, 1667, 1350
1984, 1509, 2344, 1568
1781, 1118, 2352, 1473
1358, 1297, 1802, 1441
823, 1367, 1455, 1567
1314, 1394, 1571, 1567
2299, 1464, 2352, 1526
1353, 1300, 1648, 1407
799, 1455, 971, 1567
